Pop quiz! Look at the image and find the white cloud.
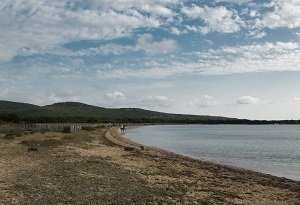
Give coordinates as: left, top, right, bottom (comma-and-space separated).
0, 85, 81, 105
136, 34, 177, 54
48, 87, 80, 103
76, 44, 136, 56
71, 34, 177, 56
236, 96, 260, 105
97, 41, 300, 79
105, 91, 125, 100
0, 0, 178, 61
249, 10, 259, 18
188, 95, 217, 108
259, 0, 300, 29
171, 27, 181, 35
182, 5, 243, 33
141, 95, 174, 108
89, 0, 178, 16
247, 30, 266, 39
200, 41, 300, 75
217, 0, 252, 3
293, 97, 300, 101
139, 3, 174, 17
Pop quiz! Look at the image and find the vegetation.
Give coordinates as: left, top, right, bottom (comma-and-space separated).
82, 126, 96, 131
0, 124, 23, 139
1, 124, 298, 204
0, 100, 300, 124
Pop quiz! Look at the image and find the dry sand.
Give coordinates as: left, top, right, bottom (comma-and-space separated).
0, 125, 299, 204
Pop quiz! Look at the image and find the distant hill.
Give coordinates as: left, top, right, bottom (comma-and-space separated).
0, 100, 39, 111
0, 100, 237, 123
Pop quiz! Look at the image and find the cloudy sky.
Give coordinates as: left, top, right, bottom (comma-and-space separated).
1, 0, 300, 120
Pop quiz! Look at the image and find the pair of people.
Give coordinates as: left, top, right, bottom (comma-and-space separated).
120, 124, 126, 133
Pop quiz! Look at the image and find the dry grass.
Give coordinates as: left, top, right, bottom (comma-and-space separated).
0, 125, 299, 205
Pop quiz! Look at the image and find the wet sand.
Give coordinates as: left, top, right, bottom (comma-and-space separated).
0, 126, 299, 204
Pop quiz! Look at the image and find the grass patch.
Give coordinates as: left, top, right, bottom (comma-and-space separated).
0, 125, 23, 139
197, 199, 214, 205
27, 145, 38, 152
62, 135, 75, 140
39, 139, 63, 147
21, 139, 63, 147
82, 126, 96, 131
3, 134, 15, 139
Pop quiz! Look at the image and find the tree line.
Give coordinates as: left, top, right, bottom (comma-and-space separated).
1, 111, 300, 124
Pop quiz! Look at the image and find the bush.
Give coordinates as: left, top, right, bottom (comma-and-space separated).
82, 126, 96, 131
124, 147, 135, 151
63, 126, 71, 133
96, 125, 106, 129
27, 145, 38, 152
20, 140, 28, 144
3, 134, 15, 139
2, 129, 23, 139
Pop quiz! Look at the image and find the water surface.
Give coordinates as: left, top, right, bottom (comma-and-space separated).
126, 125, 300, 181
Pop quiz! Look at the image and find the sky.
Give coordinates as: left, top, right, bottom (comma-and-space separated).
1, 0, 300, 120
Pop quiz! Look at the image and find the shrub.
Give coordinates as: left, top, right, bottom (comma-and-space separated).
63, 126, 71, 133
2, 129, 22, 139
82, 126, 96, 131
96, 125, 106, 129
27, 145, 38, 152
20, 140, 28, 144
3, 134, 15, 139
124, 147, 135, 151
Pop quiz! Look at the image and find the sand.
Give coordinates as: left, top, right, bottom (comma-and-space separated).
0, 126, 299, 204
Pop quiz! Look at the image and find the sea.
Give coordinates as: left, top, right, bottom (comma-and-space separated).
125, 124, 300, 181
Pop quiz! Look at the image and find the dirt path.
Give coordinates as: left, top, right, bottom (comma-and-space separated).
0, 127, 299, 204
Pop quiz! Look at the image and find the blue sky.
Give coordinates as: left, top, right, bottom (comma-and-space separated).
1, 0, 300, 120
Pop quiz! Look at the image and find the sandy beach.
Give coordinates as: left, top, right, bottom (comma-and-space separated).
0, 126, 299, 204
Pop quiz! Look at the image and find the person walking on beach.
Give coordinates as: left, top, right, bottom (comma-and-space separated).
120, 124, 124, 133
120, 124, 126, 134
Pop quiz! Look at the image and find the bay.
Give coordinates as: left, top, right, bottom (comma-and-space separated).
126, 125, 300, 181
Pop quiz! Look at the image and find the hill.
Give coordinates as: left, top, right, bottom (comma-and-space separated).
0, 100, 39, 112
0, 100, 235, 123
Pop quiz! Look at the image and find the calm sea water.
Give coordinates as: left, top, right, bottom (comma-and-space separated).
125, 125, 300, 181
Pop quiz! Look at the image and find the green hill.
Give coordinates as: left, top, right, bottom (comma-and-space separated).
0, 100, 235, 123
0, 100, 39, 112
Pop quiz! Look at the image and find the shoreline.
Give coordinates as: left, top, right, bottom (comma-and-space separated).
122, 124, 300, 181
103, 127, 300, 204
107, 127, 300, 184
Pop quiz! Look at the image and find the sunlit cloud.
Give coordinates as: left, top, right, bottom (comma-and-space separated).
105, 91, 126, 101
141, 95, 174, 108
188, 95, 217, 108
182, 5, 243, 34
236, 96, 260, 105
